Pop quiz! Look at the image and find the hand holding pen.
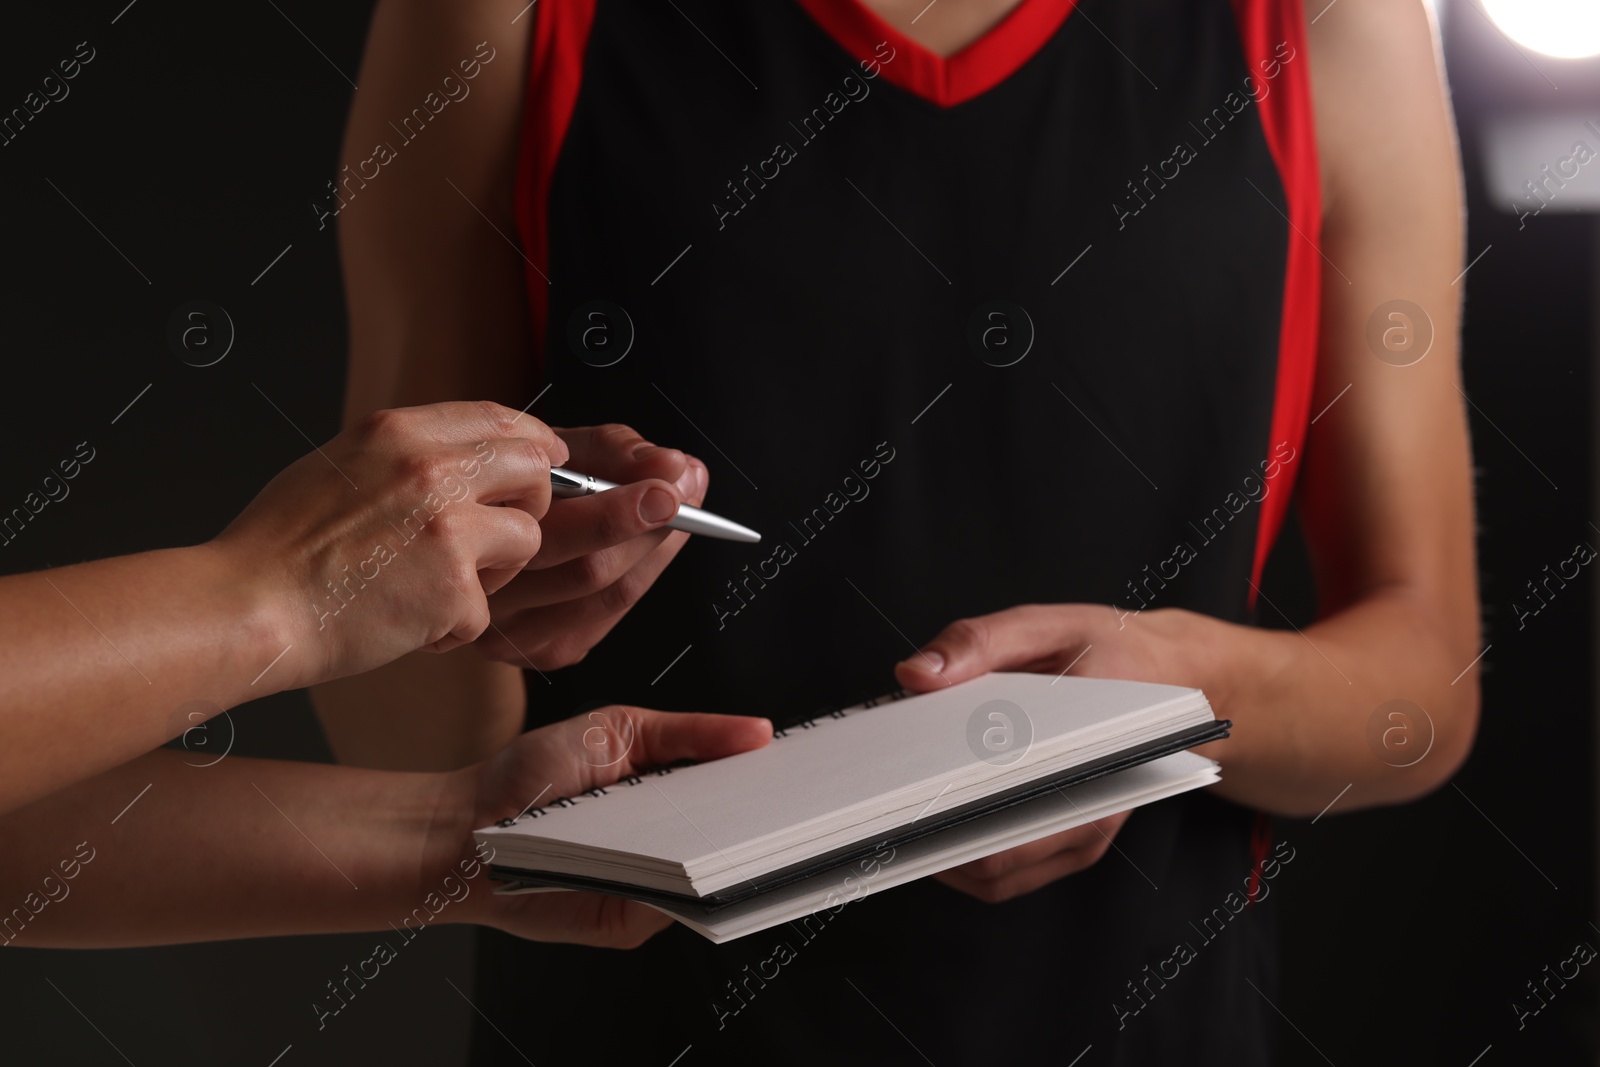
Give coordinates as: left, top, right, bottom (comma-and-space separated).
475, 425, 757, 668
550, 468, 759, 542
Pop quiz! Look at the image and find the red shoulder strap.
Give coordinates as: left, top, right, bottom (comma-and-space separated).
1231, 0, 1323, 601
515, 0, 601, 383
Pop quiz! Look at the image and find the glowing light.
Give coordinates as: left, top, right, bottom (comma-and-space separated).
1483, 0, 1600, 60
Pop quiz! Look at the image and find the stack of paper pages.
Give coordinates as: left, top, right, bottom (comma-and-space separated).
476, 672, 1226, 942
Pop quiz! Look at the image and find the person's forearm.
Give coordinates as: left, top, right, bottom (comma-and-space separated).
311, 650, 527, 771
0, 545, 288, 814
1196, 589, 1479, 817
0, 748, 486, 949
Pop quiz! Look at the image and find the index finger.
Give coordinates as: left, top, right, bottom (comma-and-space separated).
556, 424, 693, 487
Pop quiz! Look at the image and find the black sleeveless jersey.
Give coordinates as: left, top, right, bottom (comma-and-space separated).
473, 0, 1322, 1062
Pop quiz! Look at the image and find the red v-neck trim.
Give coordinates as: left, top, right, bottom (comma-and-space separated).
793, 0, 1079, 108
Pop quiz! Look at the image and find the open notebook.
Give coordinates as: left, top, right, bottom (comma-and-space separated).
476, 673, 1227, 943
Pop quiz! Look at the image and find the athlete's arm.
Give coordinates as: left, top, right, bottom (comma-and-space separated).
1221, 0, 1479, 812
1251, 0, 1480, 805
0, 706, 770, 949
894, 0, 1477, 899
0, 400, 565, 815
315, 0, 706, 770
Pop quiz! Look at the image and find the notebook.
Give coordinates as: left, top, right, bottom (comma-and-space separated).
475, 672, 1227, 943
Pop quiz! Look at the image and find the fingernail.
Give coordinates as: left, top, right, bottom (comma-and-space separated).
675, 466, 697, 499
632, 441, 662, 459
640, 488, 678, 524
913, 649, 944, 672
694, 462, 708, 498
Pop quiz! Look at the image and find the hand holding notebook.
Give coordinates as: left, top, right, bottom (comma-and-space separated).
891, 602, 1225, 903
448, 705, 773, 947
477, 672, 1227, 943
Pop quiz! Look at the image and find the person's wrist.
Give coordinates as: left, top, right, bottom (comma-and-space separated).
427, 764, 503, 929
1139, 607, 1225, 703
1181, 608, 1247, 714
188, 538, 308, 699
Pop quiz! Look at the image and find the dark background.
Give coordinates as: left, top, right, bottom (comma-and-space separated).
0, 2, 1593, 1064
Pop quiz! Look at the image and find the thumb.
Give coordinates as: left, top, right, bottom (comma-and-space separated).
523, 707, 773, 802
894, 616, 992, 692
623, 707, 773, 775
895, 606, 1072, 692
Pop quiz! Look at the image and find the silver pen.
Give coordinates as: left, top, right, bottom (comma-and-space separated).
550, 467, 761, 543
